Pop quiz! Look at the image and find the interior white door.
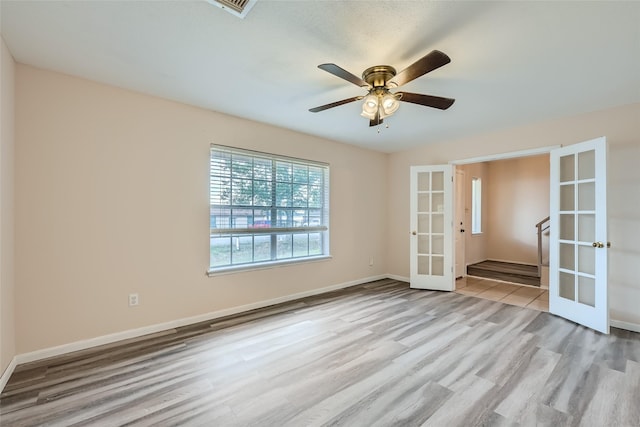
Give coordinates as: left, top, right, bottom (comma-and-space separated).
549, 136, 609, 334
455, 169, 466, 278
410, 165, 454, 290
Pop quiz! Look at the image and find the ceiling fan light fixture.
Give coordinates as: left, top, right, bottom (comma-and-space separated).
380, 93, 400, 117
309, 50, 454, 126
361, 94, 379, 119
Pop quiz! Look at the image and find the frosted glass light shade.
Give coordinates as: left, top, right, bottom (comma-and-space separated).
361, 94, 379, 119
380, 93, 400, 118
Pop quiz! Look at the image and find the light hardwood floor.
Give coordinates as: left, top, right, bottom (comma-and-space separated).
1, 279, 638, 426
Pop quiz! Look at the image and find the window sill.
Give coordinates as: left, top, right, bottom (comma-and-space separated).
471, 232, 483, 236
207, 255, 332, 277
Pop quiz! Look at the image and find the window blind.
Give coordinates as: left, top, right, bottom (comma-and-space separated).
209, 145, 330, 271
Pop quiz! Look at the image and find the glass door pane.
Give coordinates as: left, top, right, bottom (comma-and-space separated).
416, 171, 445, 277
410, 165, 454, 291
550, 138, 608, 333
556, 150, 599, 305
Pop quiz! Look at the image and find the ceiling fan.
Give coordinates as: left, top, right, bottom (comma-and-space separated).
309, 50, 455, 127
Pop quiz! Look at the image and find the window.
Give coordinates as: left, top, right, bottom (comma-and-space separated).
209, 145, 330, 273
471, 177, 482, 234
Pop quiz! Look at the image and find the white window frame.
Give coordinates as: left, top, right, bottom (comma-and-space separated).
208, 145, 330, 274
471, 177, 482, 234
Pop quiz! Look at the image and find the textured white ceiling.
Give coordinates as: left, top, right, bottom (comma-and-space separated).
1, 1, 639, 153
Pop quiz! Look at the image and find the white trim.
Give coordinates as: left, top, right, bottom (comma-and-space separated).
610, 320, 640, 334
386, 274, 410, 282
208, 255, 332, 276
15, 274, 387, 365
0, 356, 18, 393
451, 145, 560, 165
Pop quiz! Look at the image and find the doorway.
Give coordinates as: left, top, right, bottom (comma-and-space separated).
452, 147, 555, 307
413, 140, 610, 333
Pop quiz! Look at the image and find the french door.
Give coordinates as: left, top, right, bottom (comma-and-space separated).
410, 165, 454, 290
549, 137, 609, 334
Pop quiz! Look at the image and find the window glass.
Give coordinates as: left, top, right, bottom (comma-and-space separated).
210, 145, 330, 271
471, 177, 482, 234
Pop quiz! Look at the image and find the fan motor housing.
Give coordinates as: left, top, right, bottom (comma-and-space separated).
362, 65, 396, 88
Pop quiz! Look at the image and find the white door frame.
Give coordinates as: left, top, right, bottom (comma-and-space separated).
455, 168, 466, 278
451, 146, 561, 166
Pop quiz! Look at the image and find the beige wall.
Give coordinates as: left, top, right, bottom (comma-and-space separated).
388, 103, 640, 326
1, 37, 16, 376
8, 62, 640, 358
486, 155, 550, 264
14, 65, 388, 353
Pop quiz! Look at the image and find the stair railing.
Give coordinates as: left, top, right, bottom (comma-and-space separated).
536, 216, 550, 277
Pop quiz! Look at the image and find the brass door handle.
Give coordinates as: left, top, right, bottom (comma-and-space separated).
592, 242, 604, 248
412, 231, 417, 235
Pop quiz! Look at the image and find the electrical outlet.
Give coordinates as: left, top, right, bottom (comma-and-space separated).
129, 293, 139, 307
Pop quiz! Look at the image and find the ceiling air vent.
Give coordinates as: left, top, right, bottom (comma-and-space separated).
206, 0, 257, 19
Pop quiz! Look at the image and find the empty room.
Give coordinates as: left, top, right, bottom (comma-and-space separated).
1, 1, 639, 426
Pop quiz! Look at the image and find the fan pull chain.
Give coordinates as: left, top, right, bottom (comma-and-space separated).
377, 122, 390, 134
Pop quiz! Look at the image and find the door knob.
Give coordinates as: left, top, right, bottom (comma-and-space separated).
592, 242, 604, 248
412, 231, 417, 235
460, 229, 465, 233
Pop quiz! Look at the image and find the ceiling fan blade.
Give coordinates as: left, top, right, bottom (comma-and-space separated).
389, 50, 451, 87
397, 92, 455, 110
318, 64, 370, 88
309, 96, 363, 113
369, 110, 383, 127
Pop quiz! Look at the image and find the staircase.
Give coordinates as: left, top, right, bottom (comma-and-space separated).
467, 260, 540, 286
466, 216, 550, 287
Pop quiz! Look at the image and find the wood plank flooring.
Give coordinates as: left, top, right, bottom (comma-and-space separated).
1, 279, 639, 426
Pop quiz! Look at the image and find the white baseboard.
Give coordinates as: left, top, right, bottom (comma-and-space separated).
386, 274, 409, 282
15, 274, 388, 366
610, 319, 640, 334
0, 356, 17, 393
